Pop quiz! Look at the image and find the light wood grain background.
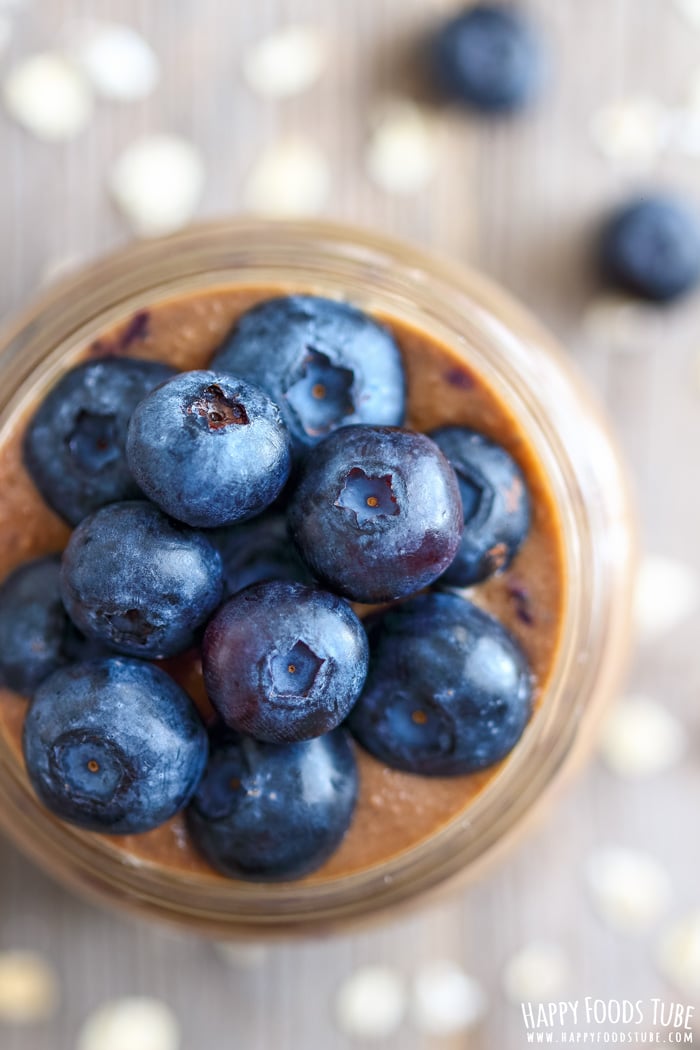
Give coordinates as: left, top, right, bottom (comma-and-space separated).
1, 1, 700, 1048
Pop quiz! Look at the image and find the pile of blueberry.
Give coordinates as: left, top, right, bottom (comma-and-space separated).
0, 294, 533, 882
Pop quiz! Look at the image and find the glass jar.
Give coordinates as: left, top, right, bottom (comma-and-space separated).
0, 219, 635, 935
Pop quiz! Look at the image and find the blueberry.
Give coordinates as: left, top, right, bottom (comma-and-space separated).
24, 357, 175, 525
203, 581, 368, 743
210, 514, 312, 598
348, 591, 532, 775
599, 195, 700, 302
0, 555, 106, 695
430, 4, 543, 113
186, 728, 357, 881
429, 426, 530, 586
212, 296, 406, 455
287, 425, 463, 603
60, 501, 223, 658
126, 370, 292, 528
23, 658, 208, 833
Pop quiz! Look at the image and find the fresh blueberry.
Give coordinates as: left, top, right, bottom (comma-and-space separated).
430, 4, 543, 113
186, 728, 357, 881
0, 555, 106, 695
210, 514, 312, 598
24, 357, 175, 525
203, 581, 368, 743
23, 657, 208, 833
429, 426, 530, 586
599, 195, 700, 302
287, 425, 463, 603
126, 370, 292, 528
348, 591, 533, 775
212, 296, 406, 455
60, 501, 223, 659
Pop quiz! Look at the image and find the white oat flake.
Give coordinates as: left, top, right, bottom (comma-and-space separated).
411, 959, 487, 1035
243, 137, 330, 217
365, 97, 439, 195
243, 26, 326, 99
586, 846, 671, 933
77, 997, 180, 1050
589, 97, 669, 166
634, 555, 699, 644
658, 911, 700, 995
599, 694, 687, 778
0, 950, 59, 1023
503, 942, 569, 1002
110, 134, 205, 237
335, 965, 407, 1040
68, 21, 160, 102
3, 52, 93, 142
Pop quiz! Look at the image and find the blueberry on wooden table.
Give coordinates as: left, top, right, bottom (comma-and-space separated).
203, 581, 369, 743
348, 591, 533, 776
209, 513, 312, 599
23, 658, 208, 834
430, 3, 544, 113
23, 356, 175, 525
287, 425, 463, 603
430, 426, 530, 587
126, 370, 291, 528
187, 728, 357, 881
212, 296, 406, 456
599, 195, 700, 302
0, 555, 106, 695
59, 500, 223, 659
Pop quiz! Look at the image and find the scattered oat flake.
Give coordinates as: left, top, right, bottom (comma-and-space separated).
675, 0, 700, 28
243, 26, 326, 99
335, 965, 407, 1040
69, 21, 160, 102
77, 997, 180, 1050
634, 555, 699, 643
110, 134, 205, 237
244, 137, 330, 217
503, 942, 569, 1002
599, 694, 686, 778
3, 53, 93, 142
0, 950, 58, 1024
589, 97, 668, 166
586, 846, 671, 933
214, 941, 268, 969
411, 960, 487, 1036
366, 98, 439, 195
658, 911, 700, 994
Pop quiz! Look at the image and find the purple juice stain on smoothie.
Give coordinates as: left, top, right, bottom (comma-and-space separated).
508, 581, 535, 626
88, 311, 151, 358
443, 366, 475, 390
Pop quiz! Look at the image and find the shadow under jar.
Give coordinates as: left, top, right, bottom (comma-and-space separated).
0, 219, 635, 935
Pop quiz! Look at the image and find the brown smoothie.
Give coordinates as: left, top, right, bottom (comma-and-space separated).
0, 286, 565, 883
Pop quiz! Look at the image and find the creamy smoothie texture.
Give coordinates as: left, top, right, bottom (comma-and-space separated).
0, 285, 565, 882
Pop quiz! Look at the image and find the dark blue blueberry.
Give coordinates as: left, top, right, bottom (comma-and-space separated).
23, 357, 175, 525
60, 501, 223, 659
430, 426, 530, 586
212, 296, 406, 455
431, 4, 543, 113
186, 728, 357, 881
599, 196, 700, 302
287, 425, 463, 603
126, 370, 292, 528
209, 514, 312, 598
348, 591, 533, 775
203, 581, 368, 743
23, 658, 208, 833
0, 555, 106, 695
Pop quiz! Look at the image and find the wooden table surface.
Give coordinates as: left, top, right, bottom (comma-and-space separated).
1, 1, 699, 1048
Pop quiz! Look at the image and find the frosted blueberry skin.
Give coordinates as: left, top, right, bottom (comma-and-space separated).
212, 295, 406, 456
0, 555, 107, 695
430, 426, 530, 586
430, 3, 543, 113
23, 658, 208, 834
203, 581, 369, 743
60, 501, 224, 659
209, 514, 313, 598
348, 591, 533, 775
287, 425, 463, 603
186, 728, 357, 881
126, 370, 292, 528
23, 357, 175, 525
599, 196, 700, 302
